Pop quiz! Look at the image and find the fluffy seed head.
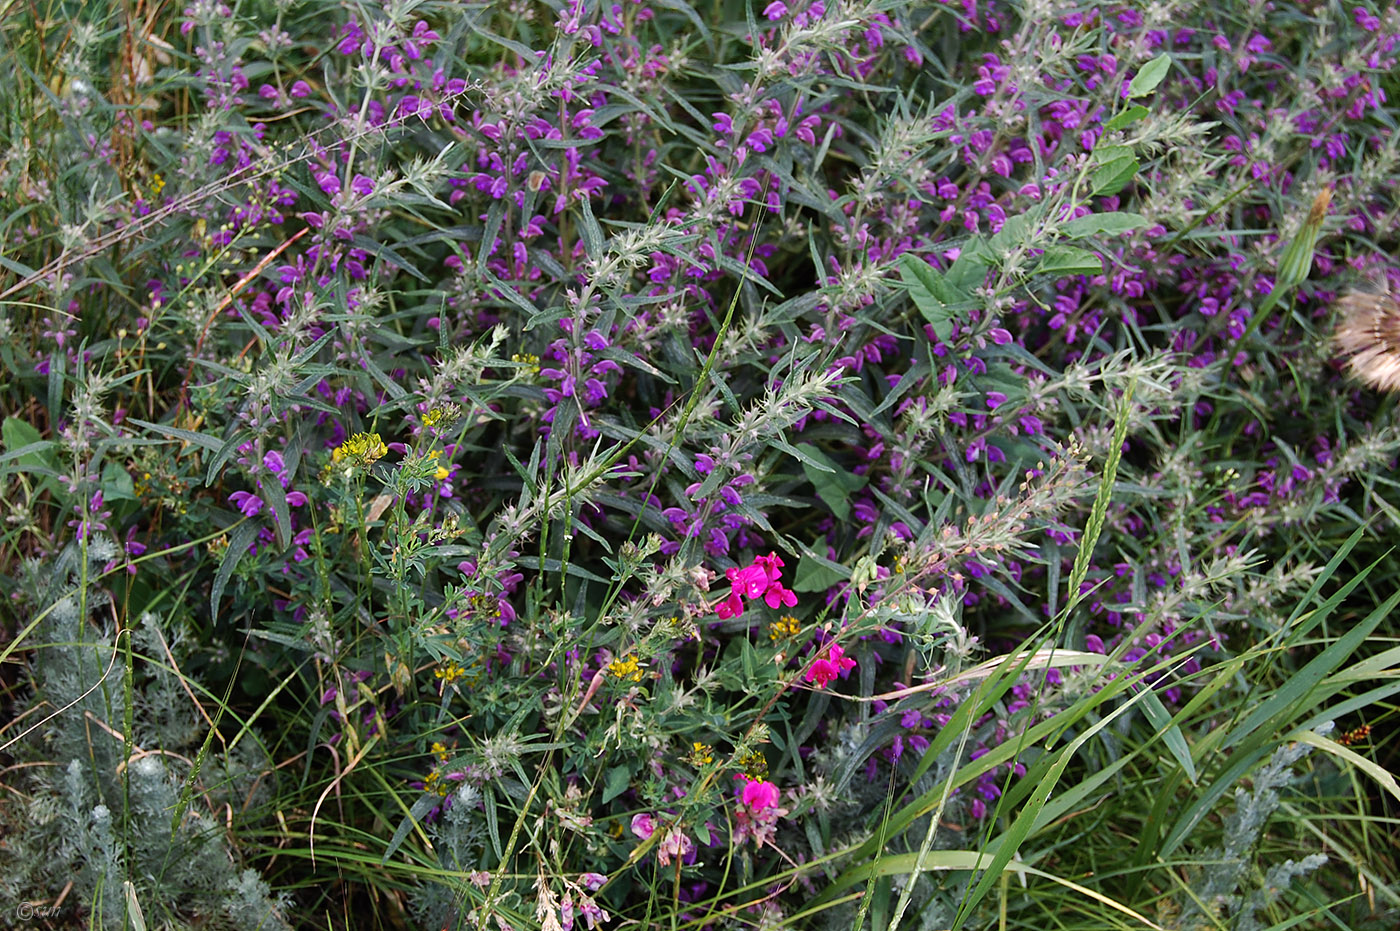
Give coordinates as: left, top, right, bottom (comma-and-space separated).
1333, 289, 1400, 392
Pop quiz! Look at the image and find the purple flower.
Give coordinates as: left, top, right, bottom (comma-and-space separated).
229, 491, 264, 517
263, 450, 287, 479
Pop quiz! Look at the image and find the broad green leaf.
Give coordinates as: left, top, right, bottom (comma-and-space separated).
1036, 245, 1102, 277
579, 196, 605, 260
1090, 150, 1139, 196
1103, 104, 1150, 132
1127, 54, 1172, 98
1061, 212, 1150, 238
477, 200, 505, 276
796, 443, 867, 521
899, 254, 959, 341
101, 462, 138, 502
602, 764, 631, 804
1, 417, 56, 474
793, 552, 849, 592
946, 249, 989, 292
262, 478, 293, 550
988, 213, 1034, 255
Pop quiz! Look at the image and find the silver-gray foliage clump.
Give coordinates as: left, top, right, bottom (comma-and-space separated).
0, 543, 289, 930
1174, 736, 1329, 931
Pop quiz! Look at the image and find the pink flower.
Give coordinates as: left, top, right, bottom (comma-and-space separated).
715, 551, 797, 618
763, 581, 797, 609
656, 826, 694, 866
727, 563, 770, 599
630, 812, 655, 839
805, 643, 856, 689
733, 778, 788, 847
715, 590, 744, 619
738, 776, 780, 812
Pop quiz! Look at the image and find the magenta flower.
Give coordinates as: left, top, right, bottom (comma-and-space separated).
715, 551, 798, 618
715, 590, 745, 619
763, 581, 798, 609
806, 643, 857, 689
738, 776, 780, 812
727, 563, 770, 599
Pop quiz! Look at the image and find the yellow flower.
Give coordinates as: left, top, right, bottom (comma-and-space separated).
429, 449, 451, 481
332, 432, 388, 466
738, 750, 768, 780
431, 741, 450, 762
435, 661, 467, 684
768, 615, 801, 642
690, 742, 714, 765
423, 770, 449, 796
608, 654, 644, 682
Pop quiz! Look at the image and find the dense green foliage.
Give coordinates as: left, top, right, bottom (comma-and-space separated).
1, 0, 1398, 929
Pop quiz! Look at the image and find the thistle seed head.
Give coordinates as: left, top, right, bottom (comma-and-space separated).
1334, 289, 1400, 392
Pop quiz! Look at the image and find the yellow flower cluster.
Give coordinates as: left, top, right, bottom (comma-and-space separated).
431, 741, 450, 762
738, 750, 768, 780
332, 432, 387, 466
608, 654, 644, 682
423, 770, 450, 797
768, 615, 801, 641
690, 742, 714, 765
435, 662, 468, 684
421, 403, 462, 430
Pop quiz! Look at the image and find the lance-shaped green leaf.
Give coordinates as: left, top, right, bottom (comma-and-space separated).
1127, 54, 1172, 98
